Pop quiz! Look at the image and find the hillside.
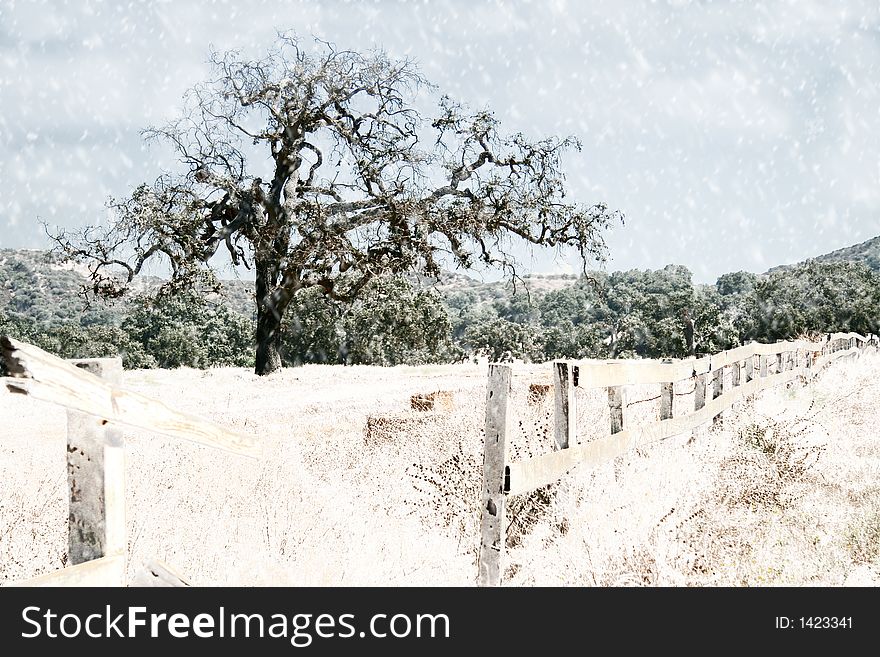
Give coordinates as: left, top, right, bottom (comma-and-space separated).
0, 248, 577, 325
767, 234, 880, 274
812, 234, 880, 270
0, 248, 255, 324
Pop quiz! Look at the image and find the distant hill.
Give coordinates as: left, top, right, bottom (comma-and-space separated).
5, 233, 880, 328
0, 248, 578, 326
767, 235, 880, 274
0, 249, 255, 325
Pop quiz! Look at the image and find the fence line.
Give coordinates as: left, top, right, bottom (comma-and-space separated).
1, 336, 259, 587
477, 332, 878, 586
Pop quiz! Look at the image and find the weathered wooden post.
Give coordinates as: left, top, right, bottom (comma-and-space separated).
710, 366, 724, 423
694, 373, 707, 410
744, 357, 754, 383
712, 368, 723, 399
731, 361, 741, 387
759, 355, 768, 378
66, 358, 126, 574
553, 361, 578, 449
659, 381, 674, 420
608, 386, 625, 434
478, 363, 511, 587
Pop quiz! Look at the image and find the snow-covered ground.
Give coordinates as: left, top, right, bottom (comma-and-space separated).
1, 355, 878, 586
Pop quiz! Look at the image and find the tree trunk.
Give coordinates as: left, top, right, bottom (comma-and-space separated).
255, 308, 283, 375
254, 258, 284, 376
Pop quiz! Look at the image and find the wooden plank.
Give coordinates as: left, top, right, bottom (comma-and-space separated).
659, 381, 674, 420
478, 364, 511, 587
1, 337, 260, 459
608, 386, 625, 434
66, 358, 126, 567
8, 554, 125, 587
553, 361, 577, 449
564, 339, 813, 390
130, 559, 190, 587
815, 346, 860, 371
561, 356, 711, 389
829, 332, 868, 343
507, 367, 804, 496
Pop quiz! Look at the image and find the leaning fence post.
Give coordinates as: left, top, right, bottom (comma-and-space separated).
478, 363, 511, 587
553, 361, 578, 449
66, 358, 126, 578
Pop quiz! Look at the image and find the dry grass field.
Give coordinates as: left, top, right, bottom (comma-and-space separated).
1, 353, 879, 586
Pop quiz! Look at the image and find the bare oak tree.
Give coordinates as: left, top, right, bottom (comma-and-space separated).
52, 34, 621, 375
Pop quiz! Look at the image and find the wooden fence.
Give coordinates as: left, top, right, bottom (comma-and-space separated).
477, 332, 877, 586
0, 336, 260, 587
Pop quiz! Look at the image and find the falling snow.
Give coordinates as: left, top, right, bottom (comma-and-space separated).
0, 0, 878, 281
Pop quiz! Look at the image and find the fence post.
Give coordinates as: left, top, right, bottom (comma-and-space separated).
759, 355, 768, 378
712, 368, 723, 399
659, 382, 674, 420
553, 361, 578, 449
731, 361, 741, 387
608, 386, 625, 434
694, 373, 707, 410
66, 358, 125, 575
478, 363, 511, 587
744, 357, 754, 383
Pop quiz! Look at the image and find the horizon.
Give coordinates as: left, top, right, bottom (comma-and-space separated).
1, 232, 871, 289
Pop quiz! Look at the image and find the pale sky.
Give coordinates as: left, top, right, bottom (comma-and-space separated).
1, 0, 878, 282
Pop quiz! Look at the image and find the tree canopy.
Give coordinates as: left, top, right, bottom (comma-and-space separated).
52, 33, 620, 374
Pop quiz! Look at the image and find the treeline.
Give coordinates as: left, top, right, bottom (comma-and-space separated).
2, 260, 879, 371
0, 291, 253, 371
455, 261, 880, 361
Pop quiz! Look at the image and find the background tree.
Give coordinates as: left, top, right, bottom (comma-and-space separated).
536, 277, 606, 359
714, 270, 760, 346
281, 274, 454, 365
122, 292, 254, 369
340, 275, 454, 365
463, 316, 539, 362
52, 33, 619, 374
601, 265, 696, 358
754, 261, 880, 340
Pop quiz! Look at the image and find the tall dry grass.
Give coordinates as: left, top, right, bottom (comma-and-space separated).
1, 354, 878, 586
